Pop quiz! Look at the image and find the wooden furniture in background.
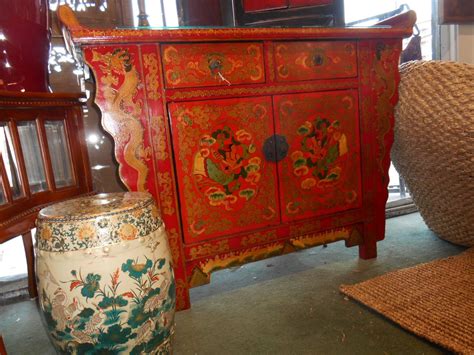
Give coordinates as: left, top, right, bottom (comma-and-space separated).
178, 0, 227, 26
0, 91, 93, 298
438, 0, 474, 24
234, 0, 344, 26
58, 6, 416, 310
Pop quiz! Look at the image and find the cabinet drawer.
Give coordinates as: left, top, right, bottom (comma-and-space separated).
274, 41, 357, 82
162, 42, 265, 89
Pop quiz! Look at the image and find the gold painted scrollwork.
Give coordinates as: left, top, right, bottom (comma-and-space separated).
289, 228, 350, 249
157, 172, 175, 216
189, 240, 230, 260
241, 230, 278, 247
167, 228, 181, 265
193, 242, 284, 283
143, 52, 161, 100
266, 44, 275, 82
289, 220, 322, 237
151, 116, 168, 161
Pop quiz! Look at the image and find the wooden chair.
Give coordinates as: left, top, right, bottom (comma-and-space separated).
0, 91, 93, 298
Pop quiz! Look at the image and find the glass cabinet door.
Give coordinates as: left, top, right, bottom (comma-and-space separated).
45, 120, 74, 188
0, 122, 24, 199
17, 121, 48, 193
0, 179, 5, 205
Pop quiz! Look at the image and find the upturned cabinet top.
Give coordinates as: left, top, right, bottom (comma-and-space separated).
58, 5, 416, 44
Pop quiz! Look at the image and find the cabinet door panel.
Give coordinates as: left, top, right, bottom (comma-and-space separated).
169, 97, 280, 243
274, 90, 362, 222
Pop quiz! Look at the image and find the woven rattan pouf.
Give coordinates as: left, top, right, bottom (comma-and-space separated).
392, 60, 474, 247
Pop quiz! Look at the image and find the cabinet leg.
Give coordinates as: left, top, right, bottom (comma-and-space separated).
358, 241, 377, 259
174, 277, 191, 311
0, 335, 7, 355
22, 231, 38, 299
359, 220, 380, 260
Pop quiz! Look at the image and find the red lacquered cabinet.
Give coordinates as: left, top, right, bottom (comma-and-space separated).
58, 6, 416, 310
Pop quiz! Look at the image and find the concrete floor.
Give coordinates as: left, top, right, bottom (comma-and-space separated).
0, 213, 466, 354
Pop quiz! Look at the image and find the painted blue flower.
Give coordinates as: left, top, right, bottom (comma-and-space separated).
121, 258, 153, 279
81, 273, 101, 299
127, 305, 150, 328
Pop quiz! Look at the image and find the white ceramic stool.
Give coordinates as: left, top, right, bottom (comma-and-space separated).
36, 192, 175, 354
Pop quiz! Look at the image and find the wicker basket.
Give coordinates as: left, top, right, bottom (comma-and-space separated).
392, 61, 474, 247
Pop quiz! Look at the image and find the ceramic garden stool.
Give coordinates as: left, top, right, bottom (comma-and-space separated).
35, 192, 176, 354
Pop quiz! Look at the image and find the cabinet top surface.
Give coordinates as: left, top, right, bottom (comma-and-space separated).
58, 6, 416, 44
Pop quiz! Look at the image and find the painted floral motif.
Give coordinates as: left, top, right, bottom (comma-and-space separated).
193, 125, 261, 210
36, 194, 162, 252
40, 256, 175, 354
291, 116, 348, 190
118, 224, 138, 241
78, 224, 95, 241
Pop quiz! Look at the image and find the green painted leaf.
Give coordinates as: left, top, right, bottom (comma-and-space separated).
103, 309, 126, 326
325, 145, 339, 164
98, 324, 132, 346
127, 306, 150, 328
98, 296, 128, 309
327, 172, 339, 181
205, 159, 234, 186
297, 126, 310, 135
239, 189, 255, 200
209, 192, 226, 201
293, 158, 306, 168
78, 308, 94, 320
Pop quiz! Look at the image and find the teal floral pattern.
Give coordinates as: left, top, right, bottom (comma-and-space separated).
122, 258, 154, 279
40, 255, 175, 354
80, 273, 102, 299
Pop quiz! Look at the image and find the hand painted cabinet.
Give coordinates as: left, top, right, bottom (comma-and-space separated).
58, 6, 416, 310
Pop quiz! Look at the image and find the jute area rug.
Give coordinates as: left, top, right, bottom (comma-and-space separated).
340, 248, 474, 354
